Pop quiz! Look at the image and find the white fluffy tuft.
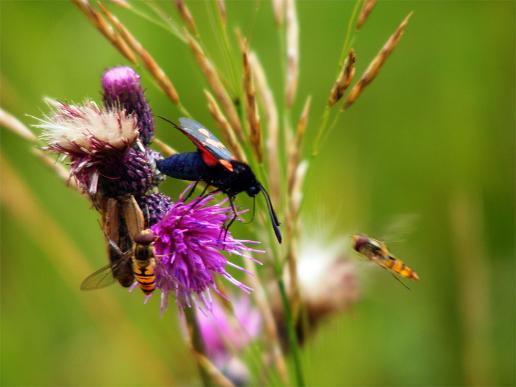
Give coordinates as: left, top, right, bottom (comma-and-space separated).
35, 100, 139, 151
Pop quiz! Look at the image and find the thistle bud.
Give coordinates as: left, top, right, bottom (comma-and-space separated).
137, 192, 173, 227
102, 66, 155, 145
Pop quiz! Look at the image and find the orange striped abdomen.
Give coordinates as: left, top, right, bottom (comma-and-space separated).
383, 256, 419, 280
132, 257, 156, 294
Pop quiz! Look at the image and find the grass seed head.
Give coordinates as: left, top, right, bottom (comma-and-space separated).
345, 12, 412, 109
328, 49, 356, 107
356, 0, 377, 30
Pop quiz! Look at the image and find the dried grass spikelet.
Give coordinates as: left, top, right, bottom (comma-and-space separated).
272, 0, 285, 26
0, 107, 36, 141
345, 12, 413, 109
356, 0, 377, 30
287, 96, 311, 193
328, 49, 356, 107
249, 52, 281, 204
204, 90, 247, 162
241, 40, 263, 162
0, 107, 80, 190
98, 3, 180, 105
184, 30, 245, 143
107, 0, 130, 9
175, 0, 197, 35
188, 351, 235, 387
32, 149, 80, 190
72, 0, 136, 64
153, 138, 177, 157
216, 0, 226, 24
285, 0, 299, 108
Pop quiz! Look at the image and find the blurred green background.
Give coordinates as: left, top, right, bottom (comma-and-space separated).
1, 1, 514, 386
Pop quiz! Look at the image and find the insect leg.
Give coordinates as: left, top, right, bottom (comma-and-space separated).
222, 195, 238, 242
184, 180, 199, 201
389, 272, 411, 290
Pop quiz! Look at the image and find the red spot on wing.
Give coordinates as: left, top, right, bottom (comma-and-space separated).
200, 149, 219, 166
182, 131, 218, 166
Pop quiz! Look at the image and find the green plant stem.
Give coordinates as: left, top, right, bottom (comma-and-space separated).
145, 1, 185, 42
277, 278, 305, 387
184, 308, 213, 387
338, 0, 364, 65
209, 0, 240, 97
177, 102, 192, 118
312, 106, 331, 156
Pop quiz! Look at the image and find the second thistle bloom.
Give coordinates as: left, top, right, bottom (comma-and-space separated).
151, 188, 262, 312
102, 66, 155, 145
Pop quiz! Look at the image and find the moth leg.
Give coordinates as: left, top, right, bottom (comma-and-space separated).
184, 180, 199, 201
221, 195, 238, 243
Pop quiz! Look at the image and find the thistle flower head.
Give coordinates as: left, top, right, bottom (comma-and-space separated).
197, 295, 262, 365
151, 187, 262, 312
37, 101, 156, 197
102, 66, 155, 145
296, 237, 359, 318
273, 231, 359, 347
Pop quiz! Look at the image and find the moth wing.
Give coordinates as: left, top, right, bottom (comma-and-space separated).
178, 117, 235, 170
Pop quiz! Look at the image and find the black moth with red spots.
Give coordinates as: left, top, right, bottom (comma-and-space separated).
156, 117, 282, 243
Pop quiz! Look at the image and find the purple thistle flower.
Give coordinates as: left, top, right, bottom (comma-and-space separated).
197, 295, 262, 366
150, 187, 262, 312
102, 66, 155, 145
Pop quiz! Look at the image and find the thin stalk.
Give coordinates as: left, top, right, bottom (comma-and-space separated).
209, 0, 240, 96
145, 0, 185, 42
184, 307, 213, 387
277, 278, 305, 387
312, 106, 331, 156
338, 0, 364, 65
176, 102, 192, 118
312, 0, 362, 155
123, 2, 176, 37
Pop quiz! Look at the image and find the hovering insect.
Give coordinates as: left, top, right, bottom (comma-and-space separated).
156, 117, 282, 243
81, 196, 157, 295
351, 234, 419, 281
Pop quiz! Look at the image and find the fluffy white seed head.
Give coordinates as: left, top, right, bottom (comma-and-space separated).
293, 231, 359, 314
36, 100, 139, 152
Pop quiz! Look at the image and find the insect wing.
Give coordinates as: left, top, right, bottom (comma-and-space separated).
178, 117, 235, 169
80, 263, 118, 290
81, 243, 133, 291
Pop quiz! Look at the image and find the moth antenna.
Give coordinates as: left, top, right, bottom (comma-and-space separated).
157, 115, 182, 131
259, 184, 282, 243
